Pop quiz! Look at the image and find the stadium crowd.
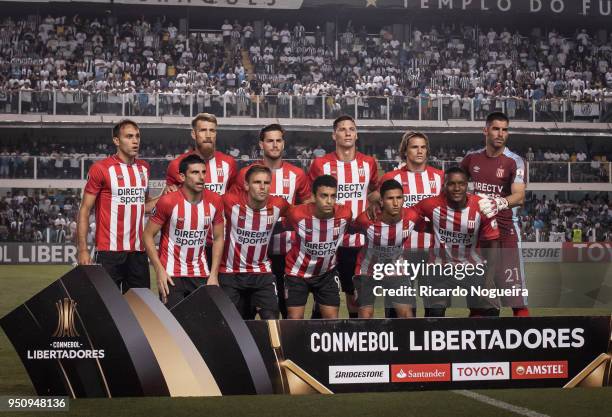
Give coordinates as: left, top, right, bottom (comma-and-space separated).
1, 14, 612, 119
520, 193, 612, 242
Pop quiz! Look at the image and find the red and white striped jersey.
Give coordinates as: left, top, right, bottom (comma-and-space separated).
353, 208, 422, 276
220, 192, 289, 274
166, 150, 237, 195
150, 189, 223, 278
284, 203, 352, 278
413, 194, 499, 264
380, 165, 443, 249
308, 152, 378, 247
232, 160, 311, 255
84, 155, 149, 252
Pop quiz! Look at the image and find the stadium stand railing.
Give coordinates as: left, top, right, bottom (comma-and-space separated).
2, 90, 611, 123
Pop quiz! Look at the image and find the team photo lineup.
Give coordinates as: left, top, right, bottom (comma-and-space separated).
1, 2, 612, 413
76, 111, 528, 320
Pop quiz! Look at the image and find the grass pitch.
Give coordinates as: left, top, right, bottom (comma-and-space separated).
0, 264, 610, 417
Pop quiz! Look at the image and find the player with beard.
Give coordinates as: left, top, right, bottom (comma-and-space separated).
219, 165, 289, 320
231, 124, 310, 318
143, 154, 224, 308
414, 167, 501, 317
460, 112, 529, 317
166, 113, 237, 267
308, 115, 379, 318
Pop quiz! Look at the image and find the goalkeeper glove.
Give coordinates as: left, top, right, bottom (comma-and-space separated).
477, 194, 508, 219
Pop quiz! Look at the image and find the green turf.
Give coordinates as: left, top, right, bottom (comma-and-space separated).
0, 265, 610, 417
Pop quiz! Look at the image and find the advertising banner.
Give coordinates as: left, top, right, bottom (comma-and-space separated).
0, 242, 568, 264
266, 316, 611, 392
572, 102, 601, 117
2, 271, 611, 397
2, 0, 612, 17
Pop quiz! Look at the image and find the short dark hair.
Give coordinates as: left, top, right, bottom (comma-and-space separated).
380, 179, 403, 198
333, 115, 356, 131
444, 166, 469, 181
245, 164, 271, 182
179, 154, 206, 175
312, 175, 337, 195
259, 123, 285, 141
485, 112, 509, 127
112, 119, 139, 139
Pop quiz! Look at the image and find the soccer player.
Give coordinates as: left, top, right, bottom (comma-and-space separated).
143, 154, 224, 308
231, 124, 310, 318
414, 167, 500, 317
166, 112, 237, 268
219, 165, 289, 320
353, 179, 422, 318
283, 175, 352, 319
308, 115, 379, 318
377, 131, 444, 317
77, 119, 160, 292
166, 113, 237, 195
460, 112, 529, 317
378, 131, 443, 248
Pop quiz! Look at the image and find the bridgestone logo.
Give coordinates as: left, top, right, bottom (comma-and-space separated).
328, 365, 389, 384
337, 371, 384, 378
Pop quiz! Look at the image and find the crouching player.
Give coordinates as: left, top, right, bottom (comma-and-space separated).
414, 167, 500, 317
143, 155, 224, 308
283, 175, 352, 319
353, 179, 422, 318
219, 165, 289, 319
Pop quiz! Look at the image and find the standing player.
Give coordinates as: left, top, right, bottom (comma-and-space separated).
414, 167, 500, 317
308, 115, 379, 318
231, 124, 310, 318
143, 155, 224, 308
377, 131, 444, 317
283, 175, 352, 319
77, 119, 160, 292
166, 113, 237, 195
166, 112, 237, 266
219, 165, 289, 320
460, 112, 528, 317
378, 132, 443, 248
353, 179, 422, 318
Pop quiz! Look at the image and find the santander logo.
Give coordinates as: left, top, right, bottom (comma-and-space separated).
391, 364, 451, 383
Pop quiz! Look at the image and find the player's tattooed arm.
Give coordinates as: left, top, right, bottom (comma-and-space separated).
76, 192, 96, 265
142, 220, 174, 303
506, 182, 526, 208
